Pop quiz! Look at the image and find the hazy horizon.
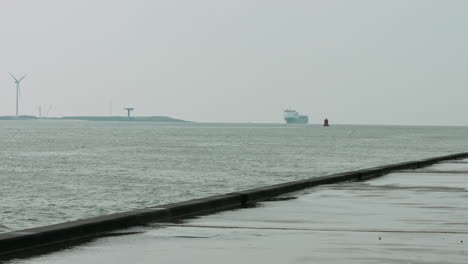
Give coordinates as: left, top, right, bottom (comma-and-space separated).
1, 0, 467, 125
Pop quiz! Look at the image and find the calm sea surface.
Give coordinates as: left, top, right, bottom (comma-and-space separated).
1, 120, 467, 233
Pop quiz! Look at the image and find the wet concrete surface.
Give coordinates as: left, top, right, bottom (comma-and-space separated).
10, 159, 468, 264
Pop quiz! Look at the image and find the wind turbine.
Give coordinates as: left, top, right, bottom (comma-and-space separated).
9, 73, 27, 117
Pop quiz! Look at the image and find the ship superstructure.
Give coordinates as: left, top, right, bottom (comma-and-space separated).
284, 109, 308, 124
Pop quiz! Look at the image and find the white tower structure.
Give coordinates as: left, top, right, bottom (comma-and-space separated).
124, 108, 134, 120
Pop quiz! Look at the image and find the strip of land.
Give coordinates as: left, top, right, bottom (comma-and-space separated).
0, 116, 188, 122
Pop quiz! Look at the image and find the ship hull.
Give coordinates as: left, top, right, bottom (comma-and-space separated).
285, 117, 308, 124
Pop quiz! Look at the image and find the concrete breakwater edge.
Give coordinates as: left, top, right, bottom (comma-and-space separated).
1, 152, 468, 260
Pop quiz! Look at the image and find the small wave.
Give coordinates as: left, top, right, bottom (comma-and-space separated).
0, 223, 11, 232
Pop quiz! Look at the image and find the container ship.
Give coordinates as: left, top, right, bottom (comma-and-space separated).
284, 109, 308, 124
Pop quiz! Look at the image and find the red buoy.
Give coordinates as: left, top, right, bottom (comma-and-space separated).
323, 118, 329, 127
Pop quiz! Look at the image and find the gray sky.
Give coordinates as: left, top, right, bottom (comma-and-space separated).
1, 0, 467, 125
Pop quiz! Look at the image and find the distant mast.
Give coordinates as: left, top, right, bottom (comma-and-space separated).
323, 118, 329, 127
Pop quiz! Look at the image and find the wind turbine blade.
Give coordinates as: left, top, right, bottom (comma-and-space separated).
8, 72, 19, 82
18, 73, 28, 82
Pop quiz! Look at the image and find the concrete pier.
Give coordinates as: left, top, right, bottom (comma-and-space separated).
1, 152, 468, 262
10, 157, 468, 264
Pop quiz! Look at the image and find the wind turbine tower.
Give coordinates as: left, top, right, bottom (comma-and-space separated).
9, 73, 27, 117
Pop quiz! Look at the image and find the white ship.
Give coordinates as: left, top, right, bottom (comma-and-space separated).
284, 109, 308, 124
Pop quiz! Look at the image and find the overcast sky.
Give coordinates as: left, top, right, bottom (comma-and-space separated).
1, 0, 467, 125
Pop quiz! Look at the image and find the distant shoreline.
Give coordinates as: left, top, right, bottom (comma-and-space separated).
0, 116, 189, 122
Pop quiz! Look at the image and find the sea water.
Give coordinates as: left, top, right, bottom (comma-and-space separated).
1, 120, 467, 232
